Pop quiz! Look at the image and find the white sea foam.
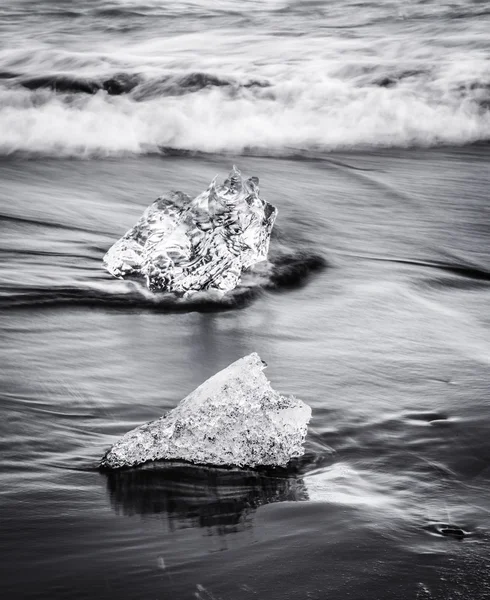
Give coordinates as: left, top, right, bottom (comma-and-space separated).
0, 1, 489, 156
0, 69, 488, 157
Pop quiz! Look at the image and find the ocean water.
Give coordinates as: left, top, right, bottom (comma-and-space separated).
1, 2, 490, 599
1, 0, 489, 155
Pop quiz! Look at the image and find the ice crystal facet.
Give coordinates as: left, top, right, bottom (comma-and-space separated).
103, 167, 277, 295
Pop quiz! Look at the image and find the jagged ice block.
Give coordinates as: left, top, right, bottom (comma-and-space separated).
100, 353, 311, 469
103, 167, 277, 295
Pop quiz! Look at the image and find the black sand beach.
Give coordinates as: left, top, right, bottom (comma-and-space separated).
1, 1, 490, 599
2, 149, 490, 598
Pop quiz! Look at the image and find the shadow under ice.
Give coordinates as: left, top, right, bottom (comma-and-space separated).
104, 461, 308, 535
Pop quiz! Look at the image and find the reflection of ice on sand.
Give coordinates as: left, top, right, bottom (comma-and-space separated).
104, 461, 308, 535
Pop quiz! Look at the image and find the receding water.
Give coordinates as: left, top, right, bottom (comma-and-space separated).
2, 150, 490, 599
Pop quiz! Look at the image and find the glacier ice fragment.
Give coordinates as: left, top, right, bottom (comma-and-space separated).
100, 353, 311, 469
103, 167, 277, 295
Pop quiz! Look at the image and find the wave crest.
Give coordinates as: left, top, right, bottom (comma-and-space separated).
0, 65, 489, 157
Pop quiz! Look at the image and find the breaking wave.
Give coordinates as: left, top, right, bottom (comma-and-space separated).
1, 0, 489, 157
0, 66, 489, 157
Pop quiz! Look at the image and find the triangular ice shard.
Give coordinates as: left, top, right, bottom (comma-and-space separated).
100, 353, 311, 469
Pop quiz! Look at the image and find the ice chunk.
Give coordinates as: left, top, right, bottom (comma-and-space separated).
103, 167, 277, 295
100, 353, 311, 470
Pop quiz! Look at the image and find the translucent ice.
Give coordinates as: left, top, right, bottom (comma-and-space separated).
100, 353, 311, 470
103, 167, 277, 295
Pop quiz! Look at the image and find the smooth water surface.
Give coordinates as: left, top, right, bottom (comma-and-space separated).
1, 150, 490, 599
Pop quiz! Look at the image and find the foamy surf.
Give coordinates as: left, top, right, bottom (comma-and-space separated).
0, 69, 489, 157
0, 0, 489, 157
